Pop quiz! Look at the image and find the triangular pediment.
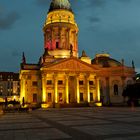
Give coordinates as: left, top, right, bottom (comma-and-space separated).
42, 57, 98, 72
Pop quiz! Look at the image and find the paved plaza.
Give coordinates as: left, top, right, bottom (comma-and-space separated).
0, 107, 140, 140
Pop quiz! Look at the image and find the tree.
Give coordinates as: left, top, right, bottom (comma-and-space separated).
122, 83, 140, 106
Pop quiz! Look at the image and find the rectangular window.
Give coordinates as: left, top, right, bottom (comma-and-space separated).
11, 82, 13, 88
90, 93, 93, 101
47, 80, 52, 85
32, 81, 38, 86
80, 93, 84, 102
58, 80, 63, 85
33, 94, 37, 103
7, 82, 10, 89
0, 75, 2, 80
48, 93, 52, 102
79, 80, 84, 85
59, 93, 63, 102
89, 81, 94, 85
0, 90, 2, 96
56, 42, 59, 49
27, 75, 31, 80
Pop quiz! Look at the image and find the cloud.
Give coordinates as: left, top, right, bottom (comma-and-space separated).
88, 17, 100, 23
88, 0, 106, 8
36, 0, 50, 7
0, 11, 20, 30
11, 50, 20, 57
117, 0, 131, 3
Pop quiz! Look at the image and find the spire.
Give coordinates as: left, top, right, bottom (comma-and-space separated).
121, 59, 124, 66
81, 50, 87, 57
22, 52, 26, 64
132, 60, 135, 69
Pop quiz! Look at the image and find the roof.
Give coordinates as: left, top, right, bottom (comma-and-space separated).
92, 54, 122, 68
49, 0, 72, 12
0, 72, 19, 81
41, 57, 99, 72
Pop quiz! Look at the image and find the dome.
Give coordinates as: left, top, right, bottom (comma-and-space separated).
49, 0, 72, 12
92, 54, 122, 67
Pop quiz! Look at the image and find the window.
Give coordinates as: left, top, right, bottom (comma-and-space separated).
114, 84, 118, 95
32, 81, 38, 86
7, 82, 10, 89
11, 82, 13, 88
80, 93, 84, 102
0, 75, 2, 80
79, 80, 84, 85
27, 75, 31, 80
47, 80, 52, 85
48, 93, 52, 102
58, 80, 63, 85
33, 94, 37, 103
56, 42, 59, 49
0, 89, 2, 96
59, 93, 63, 102
89, 81, 94, 85
90, 93, 93, 101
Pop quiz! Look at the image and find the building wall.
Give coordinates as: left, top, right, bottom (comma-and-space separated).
20, 70, 42, 104
99, 71, 135, 105
0, 72, 20, 102
20, 68, 100, 107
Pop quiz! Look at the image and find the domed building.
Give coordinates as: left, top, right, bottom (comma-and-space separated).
92, 54, 135, 105
19, 0, 136, 107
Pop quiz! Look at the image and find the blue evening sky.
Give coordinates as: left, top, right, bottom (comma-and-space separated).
0, 0, 140, 73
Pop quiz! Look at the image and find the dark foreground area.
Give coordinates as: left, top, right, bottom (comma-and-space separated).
0, 107, 140, 140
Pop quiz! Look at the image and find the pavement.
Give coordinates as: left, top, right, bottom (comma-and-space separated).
0, 107, 140, 140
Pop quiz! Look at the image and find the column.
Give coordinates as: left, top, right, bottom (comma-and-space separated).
20, 76, 26, 104
121, 76, 126, 102
106, 77, 110, 104
97, 78, 100, 102
73, 31, 76, 51
85, 74, 90, 103
65, 75, 69, 104
76, 76, 80, 103
42, 75, 46, 102
87, 79, 90, 103
59, 27, 62, 49
54, 75, 58, 103
66, 28, 70, 50
51, 28, 53, 49
121, 76, 126, 89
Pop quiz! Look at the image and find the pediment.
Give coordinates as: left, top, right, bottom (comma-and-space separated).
42, 58, 98, 72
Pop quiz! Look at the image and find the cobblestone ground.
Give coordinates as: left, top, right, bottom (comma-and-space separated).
0, 107, 140, 140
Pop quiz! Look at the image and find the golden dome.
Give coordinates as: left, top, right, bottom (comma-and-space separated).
92, 53, 122, 67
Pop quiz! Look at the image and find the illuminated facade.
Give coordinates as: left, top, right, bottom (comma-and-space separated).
20, 0, 135, 107
0, 72, 20, 102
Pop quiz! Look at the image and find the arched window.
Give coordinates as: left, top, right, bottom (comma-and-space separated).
114, 84, 118, 95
